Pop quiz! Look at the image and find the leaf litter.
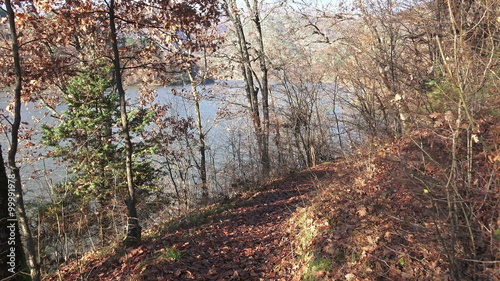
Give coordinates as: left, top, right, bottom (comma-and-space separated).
45, 139, 499, 280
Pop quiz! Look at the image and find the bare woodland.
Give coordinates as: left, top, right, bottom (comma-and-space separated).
0, 0, 498, 280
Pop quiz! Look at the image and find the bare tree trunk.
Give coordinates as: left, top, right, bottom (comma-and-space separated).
5, 1, 41, 279
0, 145, 26, 280
188, 72, 208, 199
108, 0, 141, 245
246, 0, 271, 176
331, 78, 344, 151
184, 58, 209, 199
224, 0, 270, 178
194, 94, 208, 198
0, 145, 10, 280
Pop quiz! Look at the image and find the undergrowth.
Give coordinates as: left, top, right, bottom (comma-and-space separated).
284, 137, 499, 280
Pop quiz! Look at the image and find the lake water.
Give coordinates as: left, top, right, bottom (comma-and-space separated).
1, 81, 346, 203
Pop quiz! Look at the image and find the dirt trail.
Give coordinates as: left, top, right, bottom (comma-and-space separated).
55, 163, 335, 281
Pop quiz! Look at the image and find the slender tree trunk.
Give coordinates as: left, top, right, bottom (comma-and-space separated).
331, 76, 344, 151
194, 95, 208, 198
5, 1, 41, 279
185, 62, 208, 199
248, 0, 271, 177
0, 145, 9, 280
225, 0, 269, 178
108, 0, 141, 245
191, 82, 208, 199
0, 145, 26, 280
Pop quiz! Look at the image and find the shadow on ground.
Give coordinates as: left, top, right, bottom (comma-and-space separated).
65, 164, 335, 281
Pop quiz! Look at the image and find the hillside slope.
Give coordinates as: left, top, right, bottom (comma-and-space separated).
45, 139, 499, 281
46, 163, 334, 280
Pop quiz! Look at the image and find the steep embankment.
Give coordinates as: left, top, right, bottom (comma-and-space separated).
45, 139, 499, 280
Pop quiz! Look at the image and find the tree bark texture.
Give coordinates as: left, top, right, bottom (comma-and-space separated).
186, 67, 208, 199
225, 0, 270, 178
5, 1, 41, 279
0, 145, 26, 280
247, 0, 271, 176
108, 0, 141, 245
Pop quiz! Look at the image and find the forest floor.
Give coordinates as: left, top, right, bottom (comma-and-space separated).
45, 139, 499, 281
47, 163, 332, 281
